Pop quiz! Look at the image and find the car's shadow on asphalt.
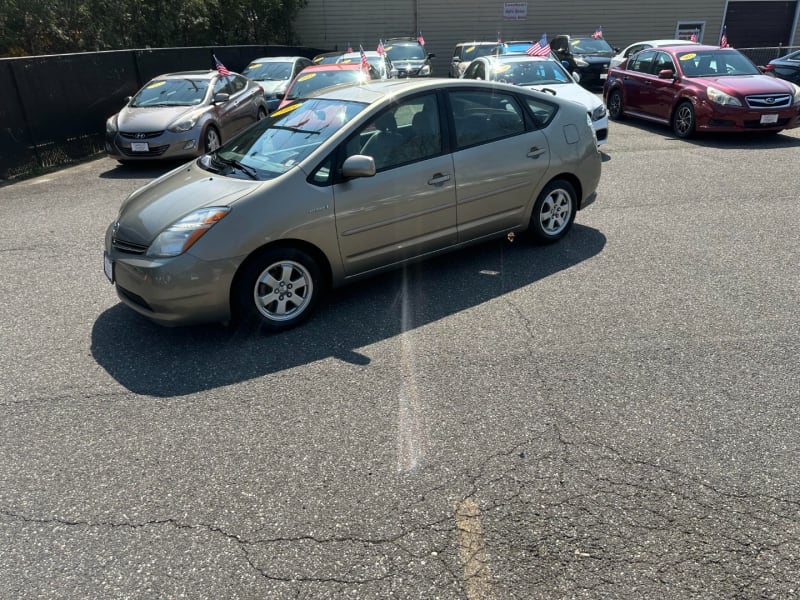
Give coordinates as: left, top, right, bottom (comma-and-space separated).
614, 118, 800, 149
97, 160, 187, 180
91, 225, 607, 396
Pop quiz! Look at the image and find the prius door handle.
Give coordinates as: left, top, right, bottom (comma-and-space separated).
428, 173, 451, 186
527, 146, 547, 159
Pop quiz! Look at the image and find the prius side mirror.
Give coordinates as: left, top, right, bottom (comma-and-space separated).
213, 92, 230, 103
341, 155, 376, 179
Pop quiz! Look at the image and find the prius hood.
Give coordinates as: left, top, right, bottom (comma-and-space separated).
115, 105, 208, 132
115, 162, 256, 245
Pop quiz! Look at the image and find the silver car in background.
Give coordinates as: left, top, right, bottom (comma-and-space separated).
105, 70, 268, 162
449, 41, 498, 77
104, 79, 601, 331
610, 39, 700, 68
241, 56, 313, 112
337, 50, 396, 79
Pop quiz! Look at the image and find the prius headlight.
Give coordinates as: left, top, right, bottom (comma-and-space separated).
148, 207, 230, 257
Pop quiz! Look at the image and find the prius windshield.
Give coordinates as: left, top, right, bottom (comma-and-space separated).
202, 98, 367, 180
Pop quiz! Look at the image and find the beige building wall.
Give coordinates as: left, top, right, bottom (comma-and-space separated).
294, 0, 730, 76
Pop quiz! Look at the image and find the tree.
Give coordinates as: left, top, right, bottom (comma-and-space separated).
0, 0, 308, 57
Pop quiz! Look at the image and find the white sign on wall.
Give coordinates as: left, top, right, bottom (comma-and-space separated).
503, 2, 528, 20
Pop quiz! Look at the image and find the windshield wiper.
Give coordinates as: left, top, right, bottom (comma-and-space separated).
270, 125, 322, 135
213, 154, 259, 179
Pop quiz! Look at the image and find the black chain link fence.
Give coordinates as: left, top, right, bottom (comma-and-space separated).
0, 45, 326, 181
739, 45, 800, 67
1, 44, 796, 182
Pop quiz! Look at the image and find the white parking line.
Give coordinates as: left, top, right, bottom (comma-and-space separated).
396, 275, 424, 472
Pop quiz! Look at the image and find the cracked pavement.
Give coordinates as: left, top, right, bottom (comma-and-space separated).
1, 122, 799, 598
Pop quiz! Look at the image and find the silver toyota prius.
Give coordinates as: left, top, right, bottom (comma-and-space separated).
104, 78, 601, 331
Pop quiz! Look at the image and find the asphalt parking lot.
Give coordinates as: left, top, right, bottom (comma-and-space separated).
1, 115, 799, 599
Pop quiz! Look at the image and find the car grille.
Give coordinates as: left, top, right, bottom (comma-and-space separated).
120, 130, 165, 139
745, 94, 792, 109
119, 144, 170, 157
396, 69, 418, 78
584, 64, 608, 75
112, 235, 148, 255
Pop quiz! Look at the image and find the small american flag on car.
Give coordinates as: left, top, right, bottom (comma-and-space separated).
526, 34, 551, 57
214, 55, 231, 77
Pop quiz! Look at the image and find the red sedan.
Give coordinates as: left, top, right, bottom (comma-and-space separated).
603, 44, 800, 138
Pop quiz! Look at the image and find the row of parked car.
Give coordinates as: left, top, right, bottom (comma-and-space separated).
450, 35, 800, 139
104, 37, 434, 163
450, 35, 618, 89
104, 31, 800, 166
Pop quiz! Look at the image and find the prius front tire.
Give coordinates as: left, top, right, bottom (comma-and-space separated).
234, 247, 323, 332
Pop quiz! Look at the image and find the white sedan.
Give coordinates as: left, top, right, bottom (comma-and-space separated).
610, 39, 700, 68
463, 54, 609, 145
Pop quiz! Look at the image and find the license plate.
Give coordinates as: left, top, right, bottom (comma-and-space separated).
130, 141, 149, 152
760, 114, 779, 124
103, 252, 114, 283
600, 73, 608, 80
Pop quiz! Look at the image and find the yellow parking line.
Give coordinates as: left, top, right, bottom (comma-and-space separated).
455, 498, 497, 600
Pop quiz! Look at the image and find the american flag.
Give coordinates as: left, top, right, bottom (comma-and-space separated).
592, 26, 603, 39
720, 25, 729, 48
689, 30, 698, 42
377, 39, 385, 55
359, 45, 370, 73
417, 31, 425, 46
526, 34, 551, 57
214, 55, 231, 77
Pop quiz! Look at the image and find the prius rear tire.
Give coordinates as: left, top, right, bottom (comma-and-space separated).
527, 179, 577, 244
